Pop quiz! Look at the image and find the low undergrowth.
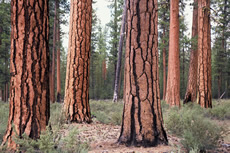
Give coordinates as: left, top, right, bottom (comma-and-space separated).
90, 100, 123, 125
164, 102, 228, 152
0, 99, 229, 152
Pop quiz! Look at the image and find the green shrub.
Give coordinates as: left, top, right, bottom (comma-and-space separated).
0, 101, 9, 144
50, 103, 65, 128
60, 127, 89, 153
206, 100, 230, 120
90, 100, 123, 125
165, 103, 223, 152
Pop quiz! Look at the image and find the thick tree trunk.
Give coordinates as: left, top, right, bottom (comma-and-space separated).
197, 0, 212, 108
165, 0, 180, 107
113, 0, 127, 102
51, 0, 57, 103
2, 0, 49, 149
184, 0, 198, 104
64, 0, 92, 123
162, 29, 167, 101
56, 0, 61, 103
118, 0, 168, 146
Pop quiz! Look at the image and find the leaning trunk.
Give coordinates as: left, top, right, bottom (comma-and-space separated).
64, 0, 92, 123
197, 0, 212, 108
184, 0, 198, 104
165, 0, 180, 107
113, 0, 127, 102
118, 0, 168, 146
2, 0, 49, 149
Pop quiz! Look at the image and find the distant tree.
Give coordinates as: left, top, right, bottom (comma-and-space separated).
64, 0, 92, 123
165, 0, 180, 107
197, 0, 212, 108
51, 0, 58, 103
113, 0, 126, 102
0, 1, 10, 102
56, 0, 61, 102
184, 0, 198, 103
107, 0, 123, 89
119, 0, 168, 146
89, 1, 98, 99
212, 0, 230, 98
2, 0, 50, 149
158, 0, 170, 100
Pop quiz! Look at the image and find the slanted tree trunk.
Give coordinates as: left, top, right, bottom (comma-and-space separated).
197, 0, 212, 108
118, 0, 168, 146
184, 0, 198, 104
165, 0, 180, 107
51, 0, 57, 103
56, 0, 61, 103
2, 0, 49, 149
113, 0, 127, 102
64, 0, 92, 123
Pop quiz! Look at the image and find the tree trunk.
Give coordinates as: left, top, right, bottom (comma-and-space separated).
118, 0, 168, 146
51, 0, 57, 103
5, 82, 8, 102
184, 0, 198, 104
197, 0, 212, 108
64, 0, 92, 123
165, 0, 180, 107
113, 0, 127, 102
0, 89, 2, 101
162, 29, 167, 101
2, 0, 49, 149
56, 0, 61, 103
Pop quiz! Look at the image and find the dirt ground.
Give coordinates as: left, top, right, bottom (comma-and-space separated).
60, 120, 229, 153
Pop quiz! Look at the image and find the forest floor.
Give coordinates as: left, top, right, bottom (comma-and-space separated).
0, 100, 230, 153
60, 119, 230, 153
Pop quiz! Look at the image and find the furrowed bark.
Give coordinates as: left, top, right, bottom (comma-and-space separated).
2, 0, 50, 149
119, 0, 168, 146
197, 0, 212, 108
184, 0, 198, 104
64, 0, 92, 123
165, 0, 180, 107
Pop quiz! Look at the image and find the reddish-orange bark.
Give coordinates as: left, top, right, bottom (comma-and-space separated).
165, 0, 180, 107
64, 0, 92, 123
184, 0, 198, 103
119, 0, 168, 146
2, 0, 49, 149
197, 0, 212, 108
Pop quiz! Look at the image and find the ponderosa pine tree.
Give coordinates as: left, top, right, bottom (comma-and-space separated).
184, 0, 198, 103
64, 0, 92, 123
2, 0, 50, 149
165, 0, 180, 107
197, 0, 212, 108
118, 0, 168, 146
